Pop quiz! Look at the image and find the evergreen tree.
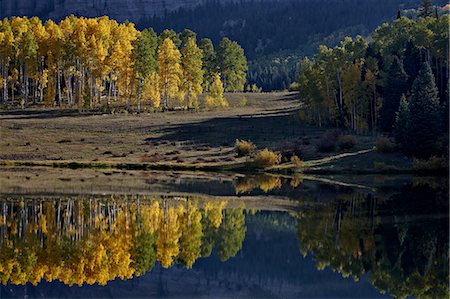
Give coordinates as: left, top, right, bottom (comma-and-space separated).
178, 29, 196, 48
180, 37, 203, 108
407, 62, 441, 157
198, 38, 217, 91
133, 28, 157, 112
379, 56, 408, 132
217, 37, 248, 92
158, 29, 181, 48
393, 94, 410, 150
418, 0, 433, 18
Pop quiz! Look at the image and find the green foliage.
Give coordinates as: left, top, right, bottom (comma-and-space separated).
393, 95, 410, 150
217, 37, 248, 92
418, 0, 434, 18
216, 209, 246, 262
133, 28, 157, 79
296, 12, 448, 158
379, 56, 409, 132
131, 231, 157, 276
198, 38, 218, 91
178, 28, 197, 48
404, 62, 442, 157
158, 29, 180, 47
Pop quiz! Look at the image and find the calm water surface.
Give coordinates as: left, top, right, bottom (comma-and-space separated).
0, 170, 448, 298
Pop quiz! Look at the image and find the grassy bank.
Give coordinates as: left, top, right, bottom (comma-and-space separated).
1, 92, 445, 175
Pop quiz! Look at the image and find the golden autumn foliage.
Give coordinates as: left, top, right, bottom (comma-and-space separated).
0, 16, 245, 111
158, 38, 182, 109
205, 73, 228, 108
0, 197, 244, 286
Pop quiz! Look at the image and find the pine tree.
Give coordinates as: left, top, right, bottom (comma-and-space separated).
393, 94, 410, 150
178, 29, 196, 49
133, 28, 157, 112
379, 56, 408, 132
407, 62, 441, 157
217, 37, 248, 92
157, 38, 182, 109
158, 29, 181, 48
180, 37, 203, 108
418, 0, 433, 18
198, 38, 217, 91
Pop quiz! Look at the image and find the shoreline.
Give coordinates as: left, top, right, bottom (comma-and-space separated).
1, 158, 447, 176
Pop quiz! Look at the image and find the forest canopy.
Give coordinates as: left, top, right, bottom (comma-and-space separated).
0, 16, 247, 111
296, 12, 449, 157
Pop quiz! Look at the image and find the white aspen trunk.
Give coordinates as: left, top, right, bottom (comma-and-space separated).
137, 78, 141, 113
2, 64, 8, 106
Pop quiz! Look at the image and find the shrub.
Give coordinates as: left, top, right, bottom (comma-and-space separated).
279, 140, 304, 163
338, 135, 357, 150
413, 156, 448, 174
235, 139, 256, 157
239, 98, 248, 106
290, 155, 304, 167
376, 136, 396, 153
253, 148, 281, 168
316, 129, 341, 153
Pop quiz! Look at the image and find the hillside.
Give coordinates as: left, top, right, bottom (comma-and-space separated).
0, 0, 447, 91
0, 0, 203, 21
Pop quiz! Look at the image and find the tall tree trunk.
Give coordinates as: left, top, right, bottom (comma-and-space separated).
164, 80, 169, 108
57, 65, 62, 107
40, 57, 44, 103
2, 64, 8, 106
24, 63, 29, 107
137, 78, 141, 113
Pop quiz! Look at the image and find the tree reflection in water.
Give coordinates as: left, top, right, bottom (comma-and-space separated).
0, 176, 448, 298
0, 197, 244, 286
295, 179, 449, 298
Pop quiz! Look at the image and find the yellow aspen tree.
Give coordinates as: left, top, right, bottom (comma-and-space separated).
157, 38, 182, 109
142, 72, 161, 108
180, 37, 203, 109
0, 19, 15, 106
205, 73, 228, 108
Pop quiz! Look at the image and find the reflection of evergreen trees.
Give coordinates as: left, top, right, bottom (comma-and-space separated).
0, 197, 246, 286
296, 182, 449, 298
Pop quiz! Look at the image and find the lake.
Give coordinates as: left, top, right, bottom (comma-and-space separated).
0, 168, 448, 298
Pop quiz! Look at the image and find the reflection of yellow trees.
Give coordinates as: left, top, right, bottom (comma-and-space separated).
157, 204, 183, 268
235, 175, 282, 193
179, 201, 203, 268
204, 200, 227, 229
0, 197, 246, 286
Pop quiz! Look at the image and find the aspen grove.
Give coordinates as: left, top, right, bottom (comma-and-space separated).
0, 16, 247, 111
